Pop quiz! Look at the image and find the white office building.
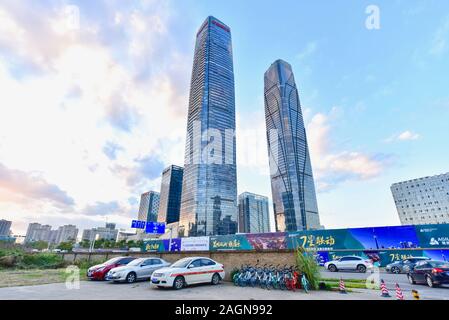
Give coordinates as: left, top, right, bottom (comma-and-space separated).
391, 172, 449, 225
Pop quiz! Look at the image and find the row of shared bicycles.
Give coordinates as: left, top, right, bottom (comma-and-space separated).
232, 264, 310, 293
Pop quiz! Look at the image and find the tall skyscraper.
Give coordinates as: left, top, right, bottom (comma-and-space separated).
137, 191, 160, 233
158, 165, 184, 224
391, 172, 449, 225
179, 16, 238, 237
0, 219, 12, 236
264, 59, 320, 232
238, 192, 270, 233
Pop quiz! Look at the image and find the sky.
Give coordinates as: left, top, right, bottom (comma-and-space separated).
0, 0, 448, 235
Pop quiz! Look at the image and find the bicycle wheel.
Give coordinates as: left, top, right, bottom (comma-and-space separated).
302, 276, 309, 293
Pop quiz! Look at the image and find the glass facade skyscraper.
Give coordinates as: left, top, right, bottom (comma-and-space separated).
158, 165, 184, 224
238, 192, 270, 234
264, 59, 320, 232
179, 16, 238, 237
137, 191, 160, 233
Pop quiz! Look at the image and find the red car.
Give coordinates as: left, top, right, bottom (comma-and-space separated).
87, 256, 136, 280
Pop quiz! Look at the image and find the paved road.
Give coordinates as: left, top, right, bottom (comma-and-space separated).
0, 280, 389, 300
320, 270, 449, 300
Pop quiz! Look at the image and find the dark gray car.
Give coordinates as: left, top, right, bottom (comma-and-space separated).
386, 257, 430, 274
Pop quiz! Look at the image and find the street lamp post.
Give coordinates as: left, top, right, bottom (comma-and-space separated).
89, 233, 99, 253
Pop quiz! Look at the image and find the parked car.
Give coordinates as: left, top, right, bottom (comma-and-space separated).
151, 257, 225, 289
324, 256, 373, 273
386, 257, 430, 274
87, 256, 136, 280
106, 257, 170, 283
407, 260, 449, 288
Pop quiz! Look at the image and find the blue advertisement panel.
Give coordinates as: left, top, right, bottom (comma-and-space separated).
423, 249, 449, 261
348, 226, 420, 249
415, 225, 449, 248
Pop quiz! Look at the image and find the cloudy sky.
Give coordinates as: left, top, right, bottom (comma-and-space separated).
1, 0, 448, 235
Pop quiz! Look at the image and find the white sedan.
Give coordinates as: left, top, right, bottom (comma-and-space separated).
324, 256, 374, 273
106, 257, 170, 283
151, 257, 225, 289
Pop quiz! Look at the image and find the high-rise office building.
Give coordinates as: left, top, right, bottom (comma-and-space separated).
391, 172, 449, 225
0, 219, 12, 236
238, 192, 270, 233
137, 191, 160, 233
158, 165, 184, 224
264, 59, 320, 232
179, 16, 238, 237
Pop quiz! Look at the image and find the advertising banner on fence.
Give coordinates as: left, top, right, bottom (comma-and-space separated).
143, 239, 165, 252
209, 234, 252, 251
415, 224, 449, 248
245, 232, 288, 250
181, 236, 210, 251
287, 229, 362, 251
141, 223, 449, 254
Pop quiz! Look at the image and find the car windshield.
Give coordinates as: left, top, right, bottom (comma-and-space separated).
104, 257, 121, 265
127, 258, 145, 266
429, 261, 449, 268
171, 258, 192, 268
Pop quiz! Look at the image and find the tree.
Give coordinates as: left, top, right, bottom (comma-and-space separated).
57, 242, 73, 251
30, 241, 48, 251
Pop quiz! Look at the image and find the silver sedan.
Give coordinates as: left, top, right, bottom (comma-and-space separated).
106, 257, 170, 283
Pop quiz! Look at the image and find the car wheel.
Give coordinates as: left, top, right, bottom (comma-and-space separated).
126, 272, 136, 283
328, 264, 337, 272
173, 276, 185, 290
426, 275, 435, 288
391, 267, 400, 274
357, 265, 367, 273
211, 273, 221, 285
408, 274, 416, 284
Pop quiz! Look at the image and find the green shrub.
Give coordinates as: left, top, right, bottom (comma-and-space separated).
17, 253, 66, 269
295, 247, 321, 290
230, 267, 239, 280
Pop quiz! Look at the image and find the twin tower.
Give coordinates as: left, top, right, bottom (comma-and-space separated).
178, 16, 320, 237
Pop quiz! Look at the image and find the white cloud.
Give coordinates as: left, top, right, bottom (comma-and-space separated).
307, 110, 390, 192
0, 1, 190, 234
297, 41, 317, 61
385, 130, 421, 142
429, 15, 449, 56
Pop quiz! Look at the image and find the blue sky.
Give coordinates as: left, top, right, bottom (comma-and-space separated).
0, 0, 448, 234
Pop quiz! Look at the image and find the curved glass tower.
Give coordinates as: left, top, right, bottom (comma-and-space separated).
264, 59, 320, 231
179, 16, 238, 237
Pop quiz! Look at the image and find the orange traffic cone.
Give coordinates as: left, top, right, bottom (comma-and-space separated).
380, 279, 391, 297
339, 278, 347, 294
395, 283, 404, 300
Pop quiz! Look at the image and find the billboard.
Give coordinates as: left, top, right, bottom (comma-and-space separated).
209, 235, 252, 251
141, 224, 449, 257
180, 236, 210, 251
415, 225, 449, 248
